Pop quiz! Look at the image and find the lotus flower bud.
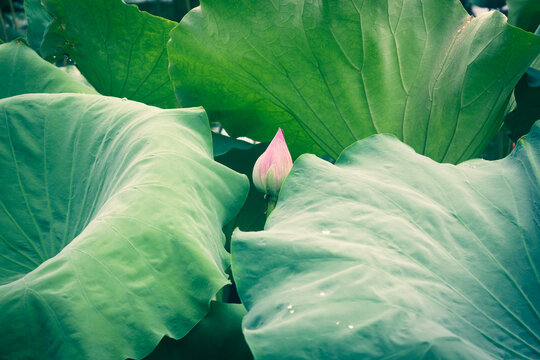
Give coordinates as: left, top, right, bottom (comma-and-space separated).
252, 128, 293, 197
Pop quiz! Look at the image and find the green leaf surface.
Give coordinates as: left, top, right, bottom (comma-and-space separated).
0, 40, 96, 99
232, 123, 540, 359
0, 93, 248, 359
506, 0, 540, 32
24, 0, 53, 51
142, 301, 253, 360
41, 0, 178, 108
169, 0, 540, 161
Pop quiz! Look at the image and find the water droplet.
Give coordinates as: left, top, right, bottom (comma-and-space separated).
322, 229, 331, 235
319, 291, 326, 296
287, 304, 293, 309
336, 321, 340, 325
289, 309, 295, 314
121, 97, 128, 101
471, 165, 476, 169
348, 324, 354, 329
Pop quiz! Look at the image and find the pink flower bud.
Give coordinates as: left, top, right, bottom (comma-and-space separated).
252, 128, 293, 197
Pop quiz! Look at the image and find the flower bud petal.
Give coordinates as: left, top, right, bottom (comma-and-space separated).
252, 128, 293, 196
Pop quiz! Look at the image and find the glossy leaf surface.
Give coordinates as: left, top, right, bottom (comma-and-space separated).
42, 0, 178, 108
169, 0, 540, 161
0, 94, 248, 359
233, 123, 540, 359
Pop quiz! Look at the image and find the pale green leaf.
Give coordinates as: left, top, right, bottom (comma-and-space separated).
0, 93, 248, 359
0, 40, 96, 98
233, 123, 540, 359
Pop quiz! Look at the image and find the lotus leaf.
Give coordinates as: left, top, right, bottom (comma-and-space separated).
41, 0, 178, 108
169, 0, 540, 161
233, 122, 540, 359
0, 93, 248, 359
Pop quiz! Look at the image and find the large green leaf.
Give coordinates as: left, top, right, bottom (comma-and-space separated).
232, 123, 540, 359
0, 93, 248, 359
0, 40, 96, 98
41, 0, 178, 108
169, 0, 540, 161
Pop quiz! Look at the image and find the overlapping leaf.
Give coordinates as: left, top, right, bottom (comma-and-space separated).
169, 0, 540, 161
0, 40, 96, 98
0, 93, 248, 359
41, 0, 178, 108
233, 123, 540, 359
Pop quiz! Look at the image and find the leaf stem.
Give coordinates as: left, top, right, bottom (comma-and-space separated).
0, 10, 8, 42
266, 195, 278, 219
8, 0, 18, 32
